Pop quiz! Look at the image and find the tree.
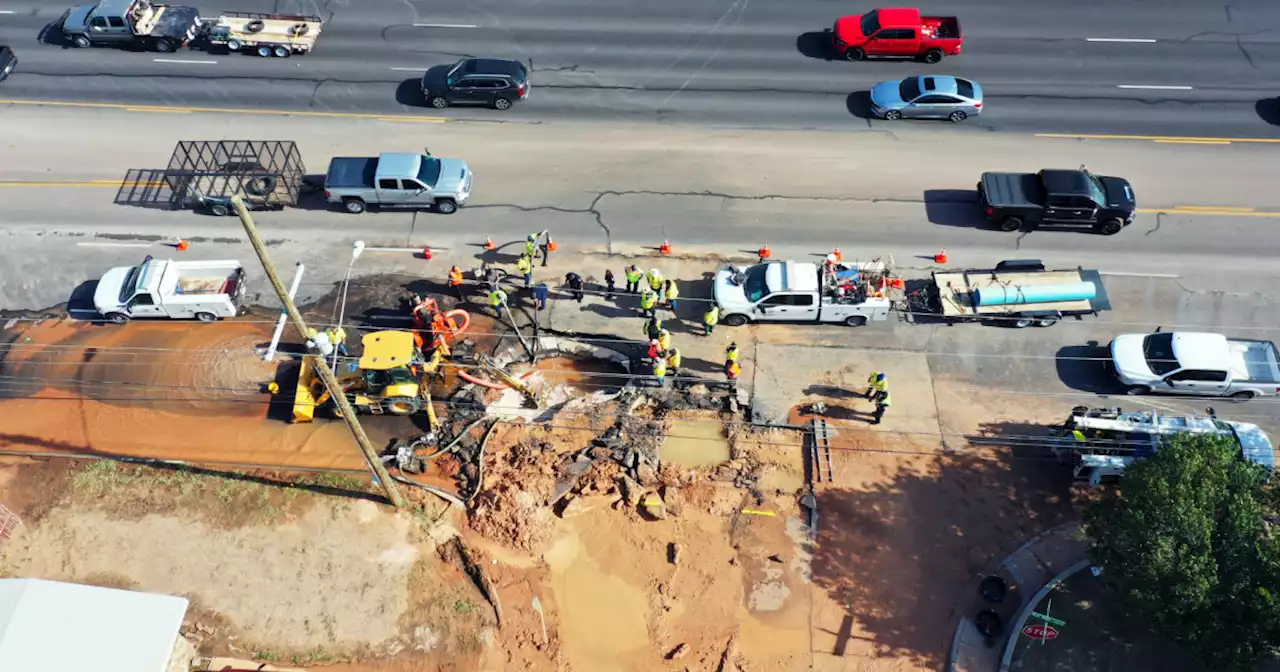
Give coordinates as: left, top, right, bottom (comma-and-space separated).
1085, 432, 1280, 671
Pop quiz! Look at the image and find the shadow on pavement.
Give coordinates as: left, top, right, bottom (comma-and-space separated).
923, 188, 984, 228
396, 78, 426, 107
796, 30, 836, 60
846, 91, 874, 119
1055, 343, 1125, 395
1255, 98, 1280, 126
66, 280, 104, 322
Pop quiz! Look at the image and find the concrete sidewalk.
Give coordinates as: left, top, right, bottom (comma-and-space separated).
948, 522, 1088, 672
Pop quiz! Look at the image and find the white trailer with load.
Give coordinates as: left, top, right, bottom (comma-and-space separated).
1109, 331, 1280, 401
203, 11, 323, 58
1049, 405, 1276, 486
913, 259, 1110, 328
713, 259, 895, 327
93, 257, 246, 324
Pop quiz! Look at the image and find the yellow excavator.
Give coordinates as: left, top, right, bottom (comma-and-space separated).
292, 330, 442, 422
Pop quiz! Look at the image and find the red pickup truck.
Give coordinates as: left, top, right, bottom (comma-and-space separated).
832, 8, 962, 63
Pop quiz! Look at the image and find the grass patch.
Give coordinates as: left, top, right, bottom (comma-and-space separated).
291, 648, 336, 665
297, 472, 369, 493
454, 599, 475, 614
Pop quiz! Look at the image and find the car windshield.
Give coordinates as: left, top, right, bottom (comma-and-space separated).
860, 10, 880, 35
956, 78, 975, 99
416, 157, 442, 188
1142, 333, 1179, 376
118, 265, 141, 304
1085, 173, 1107, 206
743, 265, 769, 303
898, 78, 921, 101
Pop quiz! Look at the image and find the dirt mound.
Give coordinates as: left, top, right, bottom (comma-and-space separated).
468, 438, 560, 552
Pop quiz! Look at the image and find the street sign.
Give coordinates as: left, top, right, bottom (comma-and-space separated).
1030, 611, 1066, 626
1023, 624, 1059, 640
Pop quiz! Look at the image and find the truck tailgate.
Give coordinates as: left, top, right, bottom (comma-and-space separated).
980, 172, 1040, 208
326, 158, 378, 189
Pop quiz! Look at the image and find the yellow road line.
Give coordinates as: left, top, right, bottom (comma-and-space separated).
1138, 208, 1280, 217
0, 98, 448, 123
1037, 132, 1280, 144
1173, 205, 1255, 212
1154, 139, 1230, 145
0, 180, 166, 187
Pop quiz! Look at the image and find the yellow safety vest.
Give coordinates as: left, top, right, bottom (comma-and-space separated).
703, 307, 719, 325
448, 268, 463, 286
658, 330, 671, 351
868, 371, 888, 392
667, 349, 682, 368
665, 282, 679, 300
653, 360, 668, 377
626, 267, 643, 283
726, 347, 739, 362
640, 292, 657, 309
648, 272, 663, 291
328, 327, 347, 344
525, 235, 537, 256
1072, 429, 1086, 442
517, 256, 532, 274
489, 290, 506, 306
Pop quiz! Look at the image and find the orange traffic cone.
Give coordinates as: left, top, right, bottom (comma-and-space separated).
483, 237, 496, 251
175, 240, 189, 251
547, 238, 558, 252
758, 242, 772, 261
831, 247, 843, 261
422, 247, 434, 261
934, 248, 948, 264
660, 240, 672, 255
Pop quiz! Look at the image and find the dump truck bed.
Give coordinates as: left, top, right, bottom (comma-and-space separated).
932, 268, 1107, 316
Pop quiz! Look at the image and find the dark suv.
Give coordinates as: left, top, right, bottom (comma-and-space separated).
0, 46, 16, 83
421, 58, 529, 111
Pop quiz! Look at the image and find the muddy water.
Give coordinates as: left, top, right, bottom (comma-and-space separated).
661, 418, 732, 467
544, 532, 650, 670
524, 356, 627, 392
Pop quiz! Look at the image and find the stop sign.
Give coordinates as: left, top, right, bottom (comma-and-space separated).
1023, 624, 1059, 640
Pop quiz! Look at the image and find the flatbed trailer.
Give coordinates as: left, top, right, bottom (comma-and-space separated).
204, 11, 322, 57
918, 259, 1110, 328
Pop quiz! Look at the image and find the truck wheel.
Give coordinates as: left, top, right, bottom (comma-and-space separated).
949, 110, 967, 123
1096, 218, 1124, 235
1012, 317, 1034, 328
257, 45, 272, 58
72, 35, 91, 49
845, 47, 866, 61
883, 110, 902, 121
195, 312, 217, 323
1126, 385, 1152, 396
208, 203, 230, 217
273, 46, 291, 58
105, 312, 129, 325
383, 397, 421, 416
998, 216, 1023, 232
923, 48, 944, 64
1033, 316, 1059, 327
1230, 390, 1258, 402
436, 199, 458, 214
721, 314, 748, 327
844, 315, 868, 327
155, 39, 176, 53
226, 39, 242, 51
493, 97, 512, 110
429, 96, 449, 109
343, 198, 367, 214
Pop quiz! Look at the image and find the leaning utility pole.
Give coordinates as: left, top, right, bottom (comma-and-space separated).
230, 196, 407, 508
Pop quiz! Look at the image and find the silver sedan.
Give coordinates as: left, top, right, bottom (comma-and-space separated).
868, 75, 984, 122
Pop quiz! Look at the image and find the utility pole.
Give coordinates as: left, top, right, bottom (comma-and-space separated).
231, 196, 407, 508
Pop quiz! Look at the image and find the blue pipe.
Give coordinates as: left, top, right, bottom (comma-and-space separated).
974, 282, 1096, 307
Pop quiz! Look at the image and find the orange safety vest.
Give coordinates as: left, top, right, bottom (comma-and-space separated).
448, 267, 463, 286
725, 361, 741, 379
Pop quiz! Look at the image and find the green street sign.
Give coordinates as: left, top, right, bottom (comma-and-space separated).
1031, 611, 1066, 626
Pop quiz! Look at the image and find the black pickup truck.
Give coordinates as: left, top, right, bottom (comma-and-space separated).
977, 168, 1136, 236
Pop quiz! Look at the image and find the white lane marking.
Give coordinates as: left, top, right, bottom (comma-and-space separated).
363, 246, 432, 252
1117, 84, 1192, 90
1086, 37, 1156, 43
0, 10, 15, 14
153, 58, 218, 64
389, 67, 424, 72
1099, 271, 1180, 278
413, 23, 477, 28
77, 242, 155, 248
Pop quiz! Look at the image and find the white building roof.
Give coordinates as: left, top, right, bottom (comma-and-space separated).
0, 578, 188, 672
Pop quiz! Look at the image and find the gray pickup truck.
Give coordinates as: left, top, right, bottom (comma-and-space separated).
324, 153, 473, 214
60, 0, 201, 52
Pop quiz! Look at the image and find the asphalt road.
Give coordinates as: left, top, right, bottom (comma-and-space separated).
2, 0, 1280, 137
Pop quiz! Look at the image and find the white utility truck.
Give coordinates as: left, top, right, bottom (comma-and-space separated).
1050, 405, 1275, 486
93, 257, 246, 323
713, 259, 894, 327
1110, 331, 1280, 401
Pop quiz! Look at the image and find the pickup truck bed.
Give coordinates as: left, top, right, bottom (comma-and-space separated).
326, 158, 377, 189
1231, 340, 1280, 383
933, 268, 1109, 317
147, 5, 200, 38
980, 172, 1041, 208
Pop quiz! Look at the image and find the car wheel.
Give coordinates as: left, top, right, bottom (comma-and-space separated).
436, 199, 458, 214
998, 216, 1023, 232
846, 47, 866, 61
844, 315, 868, 327
257, 45, 272, 58
209, 203, 230, 217
105, 312, 129, 325
493, 97, 512, 110
429, 96, 449, 109
273, 46, 290, 58
1126, 385, 1152, 396
1230, 390, 1258, 402
72, 35, 92, 48
1097, 218, 1124, 236
343, 198, 366, 214
226, 38, 242, 51
155, 39, 176, 53
949, 110, 967, 123
722, 314, 748, 327
923, 48, 944, 64
1033, 316, 1059, 327
195, 311, 217, 323
1012, 317, 1034, 329
883, 109, 902, 121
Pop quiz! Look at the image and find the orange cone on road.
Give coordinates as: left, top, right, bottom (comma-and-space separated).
831, 247, 843, 261
483, 237, 496, 251
660, 240, 672, 255
422, 247, 434, 261
175, 240, 189, 252
934, 248, 948, 264
758, 243, 772, 261
547, 238, 558, 251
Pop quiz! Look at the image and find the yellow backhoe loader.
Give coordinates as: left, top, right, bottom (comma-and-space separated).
292, 330, 438, 422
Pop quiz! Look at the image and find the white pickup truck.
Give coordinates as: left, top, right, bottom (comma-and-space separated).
713, 260, 893, 327
1110, 331, 1280, 401
93, 257, 246, 324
